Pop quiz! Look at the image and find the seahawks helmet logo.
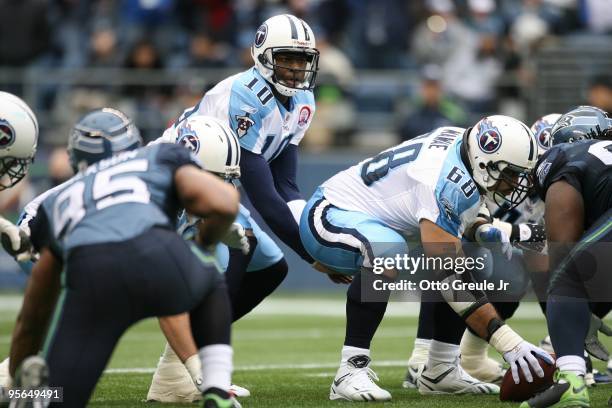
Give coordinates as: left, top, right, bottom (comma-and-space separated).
0, 119, 15, 149
254, 24, 268, 48
477, 119, 502, 154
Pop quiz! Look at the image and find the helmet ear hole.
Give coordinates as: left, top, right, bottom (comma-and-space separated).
479, 162, 486, 170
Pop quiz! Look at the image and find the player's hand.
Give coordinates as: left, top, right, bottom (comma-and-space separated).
312, 261, 352, 284
585, 314, 612, 361
502, 341, 553, 384
222, 223, 250, 255
0, 218, 33, 262
474, 223, 512, 260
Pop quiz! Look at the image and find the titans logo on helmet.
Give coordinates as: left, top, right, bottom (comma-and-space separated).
177, 125, 200, 154
254, 24, 268, 48
477, 119, 502, 154
533, 121, 552, 149
0, 119, 15, 149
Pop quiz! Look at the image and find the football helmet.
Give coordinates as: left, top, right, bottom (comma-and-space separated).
251, 14, 319, 97
531, 113, 561, 157
0, 92, 38, 190
464, 115, 537, 208
68, 108, 142, 172
551, 105, 612, 146
174, 116, 241, 180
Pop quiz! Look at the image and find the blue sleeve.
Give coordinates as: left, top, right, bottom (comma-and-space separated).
239, 148, 314, 263
270, 144, 302, 202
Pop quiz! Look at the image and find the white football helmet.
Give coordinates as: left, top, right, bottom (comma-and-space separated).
530, 113, 561, 158
251, 14, 319, 97
174, 116, 241, 180
464, 115, 537, 208
0, 91, 38, 190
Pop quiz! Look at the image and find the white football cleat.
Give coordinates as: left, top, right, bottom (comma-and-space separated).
230, 383, 251, 398
402, 362, 425, 389
147, 354, 201, 403
147, 353, 250, 402
329, 355, 391, 402
460, 355, 504, 384
0, 357, 10, 388
418, 360, 500, 395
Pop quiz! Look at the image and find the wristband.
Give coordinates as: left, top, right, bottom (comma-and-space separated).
489, 324, 524, 354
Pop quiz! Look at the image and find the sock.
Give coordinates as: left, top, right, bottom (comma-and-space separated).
344, 271, 389, 349
416, 302, 435, 339
547, 295, 590, 357
231, 258, 288, 322
185, 354, 204, 391
199, 344, 233, 392
341, 345, 370, 366
408, 338, 431, 365
428, 340, 460, 367
460, 330, 488, 362
556, 355, 586, 377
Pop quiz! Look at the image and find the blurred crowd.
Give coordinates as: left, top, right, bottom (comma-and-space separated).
1, 0, 612, 149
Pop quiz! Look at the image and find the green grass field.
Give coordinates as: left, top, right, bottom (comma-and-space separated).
1, 293, 611, 407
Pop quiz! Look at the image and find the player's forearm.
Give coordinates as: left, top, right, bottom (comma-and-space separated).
253, 198, 313, 262
158, 314, 198, 362
9, 250, 61, 376
240, 150, 314, 262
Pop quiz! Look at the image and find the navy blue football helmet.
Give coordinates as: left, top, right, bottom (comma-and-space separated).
68, 108, 142, 172
550, 105, 612, 146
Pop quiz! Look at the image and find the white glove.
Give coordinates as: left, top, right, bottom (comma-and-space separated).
474, 223, 512, 260
0, 217, 21, 251
503, 341, 553, 384
0, 217, 33, 262
222, 223, 250, 255
490, 325, 554, 384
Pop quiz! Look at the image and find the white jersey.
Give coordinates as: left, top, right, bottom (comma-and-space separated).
322, 127, 483, 238
167, 67, 315, 162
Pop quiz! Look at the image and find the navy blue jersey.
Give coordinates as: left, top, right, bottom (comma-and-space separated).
535, 139, 612, 229
30, 143, 201, 258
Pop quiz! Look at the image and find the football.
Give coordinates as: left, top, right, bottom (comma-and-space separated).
500, 354, 556, 402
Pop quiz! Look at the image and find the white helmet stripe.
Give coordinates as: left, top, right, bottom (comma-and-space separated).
228, 122, 240, 165
300, 19, 310, 41
524, 123, 535, 161
285, 14, 298, 40
215, 120, 234, 166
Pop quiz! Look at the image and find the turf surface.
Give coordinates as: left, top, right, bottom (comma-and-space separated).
1, 294, 611, 407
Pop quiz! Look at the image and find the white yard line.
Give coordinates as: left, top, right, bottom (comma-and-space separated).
104, 360, 413, 374
0, 296, 545, 318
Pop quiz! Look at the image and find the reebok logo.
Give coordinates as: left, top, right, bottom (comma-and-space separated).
333, 373, 351, 387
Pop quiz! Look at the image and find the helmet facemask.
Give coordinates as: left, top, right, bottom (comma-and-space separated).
214, 167, 241, 183
0, 156, 31, 190
485, 161, 534, 209
258, 48, 319, 96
